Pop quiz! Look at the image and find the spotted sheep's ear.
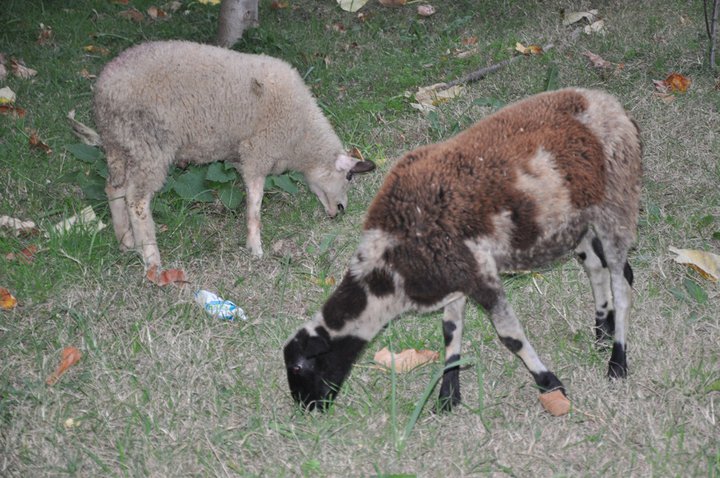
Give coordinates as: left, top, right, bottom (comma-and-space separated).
304, 333, 330, 358
335, 154, 376, 180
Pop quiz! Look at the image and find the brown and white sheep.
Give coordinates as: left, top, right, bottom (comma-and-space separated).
93, 40, 375, 271
284, 88, 642, 412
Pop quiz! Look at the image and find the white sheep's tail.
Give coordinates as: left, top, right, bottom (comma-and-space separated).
67, 109, 102, 146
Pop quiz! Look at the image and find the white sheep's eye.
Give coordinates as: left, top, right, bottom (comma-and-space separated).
346, 171, 354, 181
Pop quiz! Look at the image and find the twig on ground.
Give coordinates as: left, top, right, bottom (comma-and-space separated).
437, 43, 554, 91
704, 0, 719, 71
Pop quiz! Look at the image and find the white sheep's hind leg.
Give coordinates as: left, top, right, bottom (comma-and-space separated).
575, 229, 615, 342
436, 295, 467, 412
125, 185, 161, 271
244, 176, 265, 257
470, 277, 566, 396
106, 182, 134, 251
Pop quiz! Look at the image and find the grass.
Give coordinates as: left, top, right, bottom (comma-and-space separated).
2, 0, 720, 476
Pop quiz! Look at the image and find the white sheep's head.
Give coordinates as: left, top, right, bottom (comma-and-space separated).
306, 154, 375, 217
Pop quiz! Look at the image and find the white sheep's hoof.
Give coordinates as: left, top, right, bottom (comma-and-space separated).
247, 241, 264, 258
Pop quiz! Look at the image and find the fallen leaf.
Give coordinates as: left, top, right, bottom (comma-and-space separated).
349, 146, 365, 161
0, 288, 18, 310
0, 215, 37, 235
83, 45, 111, 56
538, 389, 571, 416
515, 42, 543, 55
331, 22, 346, 32
147, 6, 168, 19
338, 0, 368, 10
0, 104, 27, 118
461, 36, 478, 46
64, 418, 81, 429
584, 19, 605, 35
46, 346, 82, 386
10, 59, 38, 79
417, 5, 435, 16
0, 86, 16, 104
582, 51, 612, 69
164, 1, 183, 12
28, 129, 52, 155
411, 83, 464, 112
197, 0, 221, 4
5, 244, 39, 263
36, 23, 53, 45
379, 0, 407, 6
146, 265, 188, 286
118, 8, 144, 22
562, 9, 598, 26
271, 0, 289, 9
50, 206, 106, 236
311, 276, 336, 287
79, 68, 96, 80
373, 347, 439, 373
669, 246, 720, 282
665, 73, 691, 92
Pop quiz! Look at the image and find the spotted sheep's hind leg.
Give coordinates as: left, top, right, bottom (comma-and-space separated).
469, 261, 566, 396
575, 229, 615, 342
436, 296, 467, 412
577, 228, 633, 379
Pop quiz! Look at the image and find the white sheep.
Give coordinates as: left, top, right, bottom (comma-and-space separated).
93, 40, 375, 271
284, 88, 642, 412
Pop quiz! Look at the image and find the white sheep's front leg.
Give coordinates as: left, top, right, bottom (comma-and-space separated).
437, 295, 466, 412
125, 188, 161, 271
105, 182, 135, 251
245, 176, 265, 257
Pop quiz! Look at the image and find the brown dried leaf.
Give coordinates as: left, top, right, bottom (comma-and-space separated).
83, 45, 111, 56
373, 347, 439, 373
147, 6, 168, 19
582, 50, 612, 69
349, 146, 365, 161
36, 23, 54, 45
417, 5, 435, 16
270, 0, 289, 9
0, 215, 37, 235
46, 347, 82, 385
28, 129, 52, 155
79, 68, 96, 80
0, 287, 17, 310
10, 59, 37, 79
669, 247, 720, 282
515, 42, 543, 55
146, 265, 188, 286
538, 389, 571, 416
0, 105, 26, 118
461, 36, 478, 46
5, 244, 39, 263
119, 8, 145, 22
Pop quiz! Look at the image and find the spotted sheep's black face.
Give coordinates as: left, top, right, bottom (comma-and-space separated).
283, 327, 367, 411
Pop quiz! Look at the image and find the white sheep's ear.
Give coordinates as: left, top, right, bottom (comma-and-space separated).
334, 153, 357, 172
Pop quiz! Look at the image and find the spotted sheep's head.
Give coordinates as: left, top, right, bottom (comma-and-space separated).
305, 154, 375, 218
283, 325, 367, 411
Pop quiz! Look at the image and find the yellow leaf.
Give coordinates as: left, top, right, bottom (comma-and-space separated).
0, 86, 16, 104
197, 0, 221, 4
669, 247, 720, 282
0, 287, 18, 310
337, 0, 368, 12
373, 347, 439, 373
413, 83, 464, 111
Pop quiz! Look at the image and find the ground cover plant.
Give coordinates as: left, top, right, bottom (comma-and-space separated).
1, 0, 719, 475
